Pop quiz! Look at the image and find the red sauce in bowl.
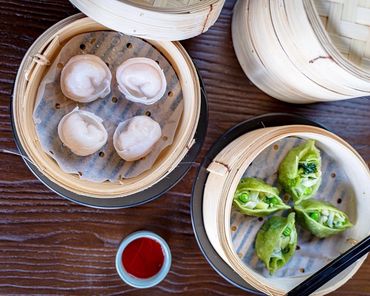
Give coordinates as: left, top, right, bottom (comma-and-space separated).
122, 237, 164, 279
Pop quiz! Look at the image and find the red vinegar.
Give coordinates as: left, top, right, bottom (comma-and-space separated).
122, 237, 164, 279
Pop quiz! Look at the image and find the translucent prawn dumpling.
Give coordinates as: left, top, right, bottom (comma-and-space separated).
113, 115, 162, 161
61, 55, 112, 103
58, 108, 108, 156
116, 58, 167, 105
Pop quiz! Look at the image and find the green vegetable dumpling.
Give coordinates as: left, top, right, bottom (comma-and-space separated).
233, 178, 290, 217
278, 139, 322, 204
255, 212, 297, 274
294, 199, 353, 238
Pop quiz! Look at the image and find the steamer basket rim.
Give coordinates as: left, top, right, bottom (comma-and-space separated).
10, 69, 208, 209
10, 14, 208, 208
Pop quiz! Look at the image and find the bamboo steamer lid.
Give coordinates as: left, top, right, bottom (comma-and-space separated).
12, 14, 206, 206
310, 0, 370, 74
202, 124, 370, 295
69, 0, 225, 41
232, 0, 370, 104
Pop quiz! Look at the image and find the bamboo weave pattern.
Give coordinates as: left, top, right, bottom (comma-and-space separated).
315, 0, 370, 70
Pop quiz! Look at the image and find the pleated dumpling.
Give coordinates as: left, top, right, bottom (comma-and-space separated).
233, 178, 290, 217
256, 213, 297, 274
58, 108, 108, 156
116, 58, 167, 105
294, 199, 353, 238
61, 54, 112, 103
278, 139, 322, 204
113, 115, 162, 161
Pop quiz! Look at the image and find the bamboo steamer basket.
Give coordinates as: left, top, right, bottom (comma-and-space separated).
69, 0, 225, 41
202, 124, 370, 295
232, 0, 370, 104
11, 13, 206, 204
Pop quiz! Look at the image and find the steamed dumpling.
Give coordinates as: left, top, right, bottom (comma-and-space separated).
58, 108, 108, 156
61, 54, 112, 103
116, 58, 167, 105
294, 199, 353, 238
233, 178, 290, 217
278, 139, 322, 204
113, 115, 162, 161
256, 213, 297, 274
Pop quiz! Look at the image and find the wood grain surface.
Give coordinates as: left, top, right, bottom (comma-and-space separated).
0, 0, 369, 295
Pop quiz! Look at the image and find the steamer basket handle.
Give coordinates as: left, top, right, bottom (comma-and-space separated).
207, 161, 229, 176
24, 35, 60, 81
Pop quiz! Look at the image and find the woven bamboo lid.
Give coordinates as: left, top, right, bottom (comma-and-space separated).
232, 0, 370, 104
313, 0, 370, 71
69, 0, 225, 41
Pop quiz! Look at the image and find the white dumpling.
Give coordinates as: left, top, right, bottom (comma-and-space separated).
61, 54, 112, 103
113, 115, 162, 161
58, 107, 108, 156
116, 58, 167, 105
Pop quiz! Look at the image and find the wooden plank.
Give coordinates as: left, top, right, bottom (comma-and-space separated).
0, 0, 369, 295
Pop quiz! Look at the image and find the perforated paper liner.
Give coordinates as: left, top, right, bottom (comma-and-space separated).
33, 31, 183, 182
230, 137, 357, 279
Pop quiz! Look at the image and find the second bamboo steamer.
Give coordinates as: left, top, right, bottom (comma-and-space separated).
202, 124, 370, 295
232, 0, 370, 103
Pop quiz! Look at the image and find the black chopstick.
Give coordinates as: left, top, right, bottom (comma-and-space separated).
287, 235, 370, 296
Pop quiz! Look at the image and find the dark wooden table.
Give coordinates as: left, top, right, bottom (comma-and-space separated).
0, 0, 369, 295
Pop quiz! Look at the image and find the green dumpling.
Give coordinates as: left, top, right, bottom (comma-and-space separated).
278, 139, 322, 204
233, 178, 290, 217
294, 199, 353, 238
255, 212, 297, 274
